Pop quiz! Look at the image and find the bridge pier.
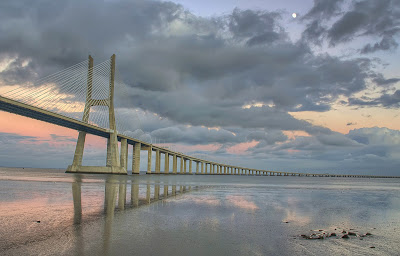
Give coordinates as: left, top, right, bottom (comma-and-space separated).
183, 159, 187, 174
180, 157, 184, 174
173, 154, 177, 174
132, 142, 141, 174
164, 152, 169, 174
155, 149, 161, 174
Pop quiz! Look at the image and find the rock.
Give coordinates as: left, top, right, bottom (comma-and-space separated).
319, 229, 323, 231
342, 234, 349, 239
365, 232, 372, 236
36, 221, 40, 223
329, 233, 337, 237
348, 232, 357, 236
370, 246, 375, 248
342, 230, 347, 233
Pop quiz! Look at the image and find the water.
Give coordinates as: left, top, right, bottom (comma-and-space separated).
0, 167, 399, 255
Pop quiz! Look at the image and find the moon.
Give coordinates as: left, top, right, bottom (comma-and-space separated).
292, 13, 297, 18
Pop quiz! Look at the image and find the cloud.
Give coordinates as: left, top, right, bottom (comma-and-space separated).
302, 0, 345, 21
245, 127, 400, 175
150, 125, 239, 145
0, 0, 385, 116
348, 90, 400, 108
302, 0, 400, 53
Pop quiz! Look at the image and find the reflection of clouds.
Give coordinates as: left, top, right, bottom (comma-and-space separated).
226, 195, 258, 210
283, 211, 311, 226
267, 197, 311, 226
168, 195, 220, 206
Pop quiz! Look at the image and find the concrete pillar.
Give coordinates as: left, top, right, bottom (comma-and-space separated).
71, 132, 86, 168
132, 142, 141, 174
172, 185, 176, 195
164, 152, 169, 174
224, 166, 227, 174
196, 162, 199, 174
120, 139, 128, 172
180, 157, 184, 174
184, 159, 187, 173
189, 160, 192, 174
107, 55, 120, 170
106, 135, 120, 170
201, 162, 204, 174
173, 154, 177, 174
155, 149, 160, 174
146, 146, 152, 174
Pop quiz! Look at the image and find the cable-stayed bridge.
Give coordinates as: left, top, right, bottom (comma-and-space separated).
0, 55, 396, 178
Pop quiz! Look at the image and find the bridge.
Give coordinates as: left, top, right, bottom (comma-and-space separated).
0, 55, 396, 178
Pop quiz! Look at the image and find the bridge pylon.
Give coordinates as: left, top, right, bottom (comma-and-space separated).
66, 54, 126, 174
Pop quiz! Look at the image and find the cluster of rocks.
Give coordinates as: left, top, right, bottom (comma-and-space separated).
299, 228, 372, 240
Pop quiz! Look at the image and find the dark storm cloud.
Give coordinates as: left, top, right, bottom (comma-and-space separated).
302, 0, 400, 53
0, 0, 386, 117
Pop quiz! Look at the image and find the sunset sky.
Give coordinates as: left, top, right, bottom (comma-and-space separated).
0, 0, 399, 175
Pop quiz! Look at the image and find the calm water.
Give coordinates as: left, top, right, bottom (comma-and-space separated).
0, 167, 399, 256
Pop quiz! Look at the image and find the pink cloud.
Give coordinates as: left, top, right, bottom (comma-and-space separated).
226, 140, 259, 155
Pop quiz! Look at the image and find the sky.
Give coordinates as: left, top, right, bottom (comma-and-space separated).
0, 0, 399, 175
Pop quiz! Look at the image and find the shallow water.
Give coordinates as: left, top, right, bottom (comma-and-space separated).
0, 167, 399, 255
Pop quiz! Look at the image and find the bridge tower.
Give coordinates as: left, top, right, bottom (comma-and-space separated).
66, 54, 126, 174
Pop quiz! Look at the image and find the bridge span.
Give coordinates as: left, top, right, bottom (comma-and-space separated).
0, 55, 397, 178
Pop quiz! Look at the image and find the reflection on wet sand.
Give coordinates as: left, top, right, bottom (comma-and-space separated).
71, 175, 198, 255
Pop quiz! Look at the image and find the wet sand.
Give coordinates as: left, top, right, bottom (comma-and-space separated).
0, 167, 399, 255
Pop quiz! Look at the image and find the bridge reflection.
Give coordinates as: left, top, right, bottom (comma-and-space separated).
72, 176, 195, 222
71, 175, 196, 254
